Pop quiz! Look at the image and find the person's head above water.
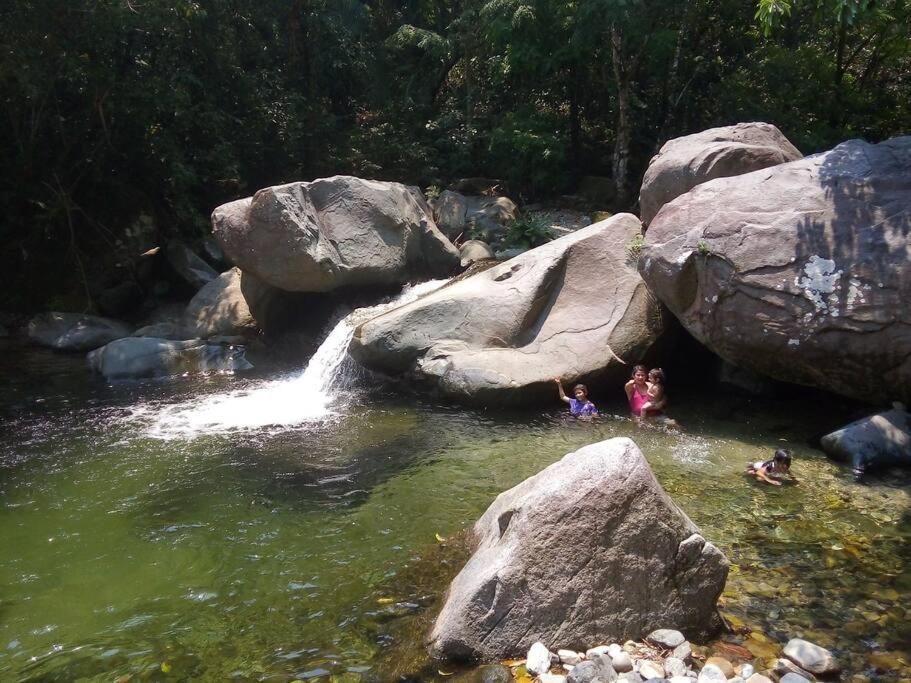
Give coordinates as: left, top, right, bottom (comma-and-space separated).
648, 368, 665, 385
573, 384, 589, 400
773, 448, 792, 471
631, 364, 648, 383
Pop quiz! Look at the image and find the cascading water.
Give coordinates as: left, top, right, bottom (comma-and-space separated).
144, 279, 447, 438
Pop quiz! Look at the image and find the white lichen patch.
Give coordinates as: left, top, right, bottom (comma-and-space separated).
788, 338, 800, 347
846, 279, 866, 309
795, 255, 843, 315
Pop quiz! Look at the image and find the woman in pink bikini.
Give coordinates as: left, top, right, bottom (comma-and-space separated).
625, 365, 651, 417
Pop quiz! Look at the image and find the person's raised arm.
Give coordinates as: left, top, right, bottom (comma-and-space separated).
624, 379, 635, 401
554, 378, 571, 404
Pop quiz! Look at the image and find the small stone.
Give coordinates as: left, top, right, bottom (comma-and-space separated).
588, 646, 611, 659
745, 675, 773, 683
540, 674, 568, 683
773, 658, 816, 681
639, 662, 666, 680
564, 664, 576, 672
612, 652, 633, 673
665, 657, 687, 678
669, 678, 693, 683
739, 664, 755, 679
697, 664, 727, 683
560, 650, 584, 665
705, 657, 734, 678
609, 644, 625, 658
783, 639, 840, 676
528, 642, 553, 676
567, 654, 617, 683
647, 630, 686, 649
620, 674, 644, 683
476, 664, 512, 683
672, 642, 693, 662
729, 678, 745, 683
780, 675, 811, 683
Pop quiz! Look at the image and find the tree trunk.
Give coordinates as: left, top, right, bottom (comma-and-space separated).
568, 61, 582, 188
611, 26, 632, 208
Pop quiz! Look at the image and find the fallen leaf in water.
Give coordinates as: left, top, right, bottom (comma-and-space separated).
141, 246, 160, 257
376, 597, 395, 604
160, 661, 172, 673
435, 533, 446, 543
438, 670, 454, 676
502, 659, 525, 667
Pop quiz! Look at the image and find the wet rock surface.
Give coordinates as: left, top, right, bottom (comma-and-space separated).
820, 407, 911, 475
28, 312, 131, 352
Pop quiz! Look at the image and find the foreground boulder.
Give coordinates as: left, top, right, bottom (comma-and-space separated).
28, 312, 131, 351
212, 176, 459, 292
639, 136, 911, 405
429, 438, 728, 661
350, 214, 663, 405
432, 190, 519, 241
821, 405, 911, 477
639, 122, 801, 226
87, 337, 252, 380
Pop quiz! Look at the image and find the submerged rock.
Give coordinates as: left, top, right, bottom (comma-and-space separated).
428, 438, 728, 661
212, 176, 458, 292
28, 312, 131, 351
639, 122, 801, 226
351, 214, 664, 405
782, 638, 840, 676
639, 136, 911, 405
87, 337, 252, 379
820, 406, 911, 476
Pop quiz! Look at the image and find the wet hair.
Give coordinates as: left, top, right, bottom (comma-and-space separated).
648, 368, 665, 384
573, 384, 588, 395
631, 364, 647, 377
773, 449, 792, 467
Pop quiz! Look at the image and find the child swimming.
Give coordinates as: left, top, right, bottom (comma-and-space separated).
746, 449, 794, 486
554, 378, 598, 418
640, 368, 667, 417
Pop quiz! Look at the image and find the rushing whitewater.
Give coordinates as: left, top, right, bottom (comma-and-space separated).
145, 279, 447, 438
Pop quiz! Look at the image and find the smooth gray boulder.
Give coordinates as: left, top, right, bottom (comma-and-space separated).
182, 267, 273, 339
212, 176, 459, 292
432, 190, 518, 241
782, 638, 840, 676
428, 438, 728, 661
166, 241, 218, 290
639, 136, 911, 405
28, 312, 131, 351
351, 214, 664, 405
820, 406, 911, 476
87, 337, 252, 380
639, 122, 801, 226
459, 240, 495, 267
132, 322, 187, 340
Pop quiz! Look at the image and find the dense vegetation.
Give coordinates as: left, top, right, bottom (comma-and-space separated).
2, 0, 909, 311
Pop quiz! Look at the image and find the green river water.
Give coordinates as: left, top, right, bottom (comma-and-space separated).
0, 343, 909, 682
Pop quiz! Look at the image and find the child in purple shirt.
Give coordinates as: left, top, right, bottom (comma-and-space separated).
554, 378, 598, 418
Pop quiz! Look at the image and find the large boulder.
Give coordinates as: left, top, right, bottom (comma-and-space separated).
350, 214, 664, 405
432, 190, 519, 240
212, 176, 459, 292
820, 405, 911, 477
639, 136, 911, 405
87, 337, 252, 380
428, 437, 728, 661
182, 267, 271, 339
639, 122, 801, 226
28, 312, 131, 351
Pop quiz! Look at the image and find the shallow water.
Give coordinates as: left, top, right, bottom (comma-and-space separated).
0, 343, 909, 681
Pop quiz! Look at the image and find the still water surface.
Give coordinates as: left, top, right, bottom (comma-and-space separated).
0, 343, 909, 681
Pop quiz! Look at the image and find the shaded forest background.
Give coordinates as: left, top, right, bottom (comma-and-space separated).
1, 0, 909, 312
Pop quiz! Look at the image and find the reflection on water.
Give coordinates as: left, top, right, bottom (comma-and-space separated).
0, 346, 909, 681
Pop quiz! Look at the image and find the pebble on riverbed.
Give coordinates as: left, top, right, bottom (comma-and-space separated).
507, 633, 846, 683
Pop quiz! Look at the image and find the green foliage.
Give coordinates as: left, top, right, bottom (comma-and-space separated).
626, 233, 645, 260
697, 239, 712, 256
502, 215, 552, 249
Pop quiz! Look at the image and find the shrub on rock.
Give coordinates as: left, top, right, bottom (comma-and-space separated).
428, 437, 728, 661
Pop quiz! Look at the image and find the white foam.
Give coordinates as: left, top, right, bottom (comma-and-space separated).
144, 279, 446, 439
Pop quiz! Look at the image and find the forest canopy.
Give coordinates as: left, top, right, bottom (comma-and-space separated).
1, 0, 909, 311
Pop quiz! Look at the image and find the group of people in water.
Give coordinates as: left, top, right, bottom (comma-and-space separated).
554, 365, 795, 486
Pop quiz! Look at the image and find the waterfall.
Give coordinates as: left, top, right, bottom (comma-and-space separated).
145, 279, 446, 438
